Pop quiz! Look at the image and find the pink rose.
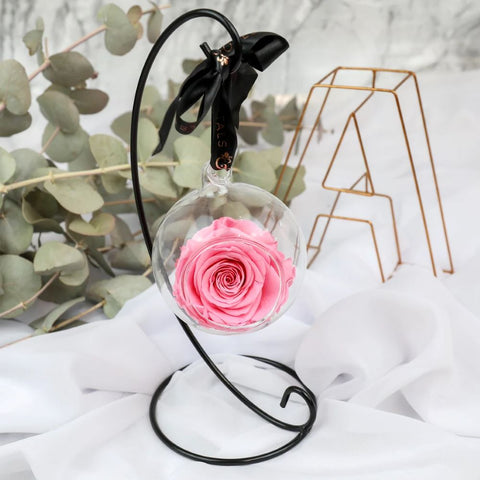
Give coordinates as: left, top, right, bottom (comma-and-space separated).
173, 217, 295, 331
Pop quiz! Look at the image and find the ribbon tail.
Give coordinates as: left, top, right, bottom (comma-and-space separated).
152, 98, 179, 155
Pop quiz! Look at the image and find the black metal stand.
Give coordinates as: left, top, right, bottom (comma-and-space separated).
130, 8, 317, 466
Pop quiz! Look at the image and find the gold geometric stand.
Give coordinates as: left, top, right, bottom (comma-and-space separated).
275, 67, 454, 281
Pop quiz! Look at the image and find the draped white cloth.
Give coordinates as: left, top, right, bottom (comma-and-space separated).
1, 69, 480, 479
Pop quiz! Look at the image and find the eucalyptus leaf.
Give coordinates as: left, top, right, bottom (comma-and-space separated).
0, 198, 33, 254
89, 134, 127, 193
139, 163, 177, 199
198, 127, 211, 147
144, 196, 173, 227
10, 149, 48, 182
43, 52, 94, 87
262, 147, 283, 169
37, 49, 45, 67
279, 96, 299, 131
261, 111, 284, 146
87, 275, 151, 318
173, 136, 209, 189
222, 201, 251, 219
110, 112, 131, 143
110, 216, 134, 247
45, 84, 71, 96
38, 90, 80, 133
98, 4, 138, 56
251, 100, 267, 120
0, 59, 31, 115
0, 255, 41, 318
134, 22, 144, 40
41, 274, 87, 303
32, 296, 84, 333
0, 109, 32, 137
148, 98, 169, 127
69, 89, 109, 114
264, 95, 276, 111
109, 240, 150, 271
238, 106, 259, 145
69, 212, 116, 236
67, 144, 97, 171
0, 148, 16, 184
68, 230, 110, 278
137, 117, 158, 162
89, 133, 127, 167
147, 3, 163, 43
34, 241, 85, 276
140, 85, 161, 109
233, 150, 277, 191
22, 189, 63, 233
167, 79, 181, 101
59, 253, 89, 286
274, 165, 306, 203
44, 177, 104, 214
80, 236, 115, 278
42, 123, 89, 163
23, 29, 43, 56
182, 58, 202, 75
127, 5, 142, 24
99, 189, 136, 215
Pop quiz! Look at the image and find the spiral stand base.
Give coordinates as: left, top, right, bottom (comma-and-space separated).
149, 354, 317, 466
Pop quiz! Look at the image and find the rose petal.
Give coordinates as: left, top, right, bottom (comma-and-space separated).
172, 217, 295, 330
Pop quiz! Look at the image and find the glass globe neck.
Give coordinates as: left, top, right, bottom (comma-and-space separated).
202, 163, 233, 188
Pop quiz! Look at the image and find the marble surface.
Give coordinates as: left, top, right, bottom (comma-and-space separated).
1, 0, 480, 150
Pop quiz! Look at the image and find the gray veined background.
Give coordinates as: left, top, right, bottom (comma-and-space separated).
1, 0, 480, 149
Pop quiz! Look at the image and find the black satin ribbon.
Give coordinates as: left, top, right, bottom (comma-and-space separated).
152, 32, 289, 170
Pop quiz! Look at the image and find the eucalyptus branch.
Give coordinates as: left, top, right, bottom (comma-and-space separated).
1, 161, 178, 194
142, 266, 153, 277
96, 245, 116, 253
40, 126, 60, 154
50, 300, 106, 332
50, 262, 153, 331
0, 272, 60, 319
103, 197, 157, 207
27, 4, 171, 82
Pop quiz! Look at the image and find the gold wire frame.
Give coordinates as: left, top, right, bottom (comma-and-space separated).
274, 66, 454, 281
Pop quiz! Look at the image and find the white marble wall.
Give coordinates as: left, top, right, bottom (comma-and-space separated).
1, 0, 480, 148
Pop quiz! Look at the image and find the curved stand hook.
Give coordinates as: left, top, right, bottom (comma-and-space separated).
130, 8, 317, 465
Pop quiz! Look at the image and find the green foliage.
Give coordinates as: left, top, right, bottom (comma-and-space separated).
0, 199, 33, 254
0, 4, 307, 331
0, 109, 32, 136
43, 52, 95, 87
87, 274, 151, 317
173, 136, 209, 189
44, 175, 104, 214
0, 60, 31, 115
31, 296, 85, 334
98, 4, 138, 55
0, 148, 16, 184
147, 3, 163, 43
0, 255, 41, 318
38, 91, 80, 133
23, 18, 44, 56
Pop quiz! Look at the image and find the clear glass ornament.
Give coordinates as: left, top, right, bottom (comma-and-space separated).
152, 163, 306, 334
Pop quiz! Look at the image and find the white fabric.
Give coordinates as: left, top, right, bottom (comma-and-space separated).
2, 69, 480, 479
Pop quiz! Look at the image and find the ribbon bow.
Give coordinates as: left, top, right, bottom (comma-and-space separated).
152, 32, 289, 170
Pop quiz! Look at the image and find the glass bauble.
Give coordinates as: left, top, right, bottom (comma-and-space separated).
152, 164, 306, 334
